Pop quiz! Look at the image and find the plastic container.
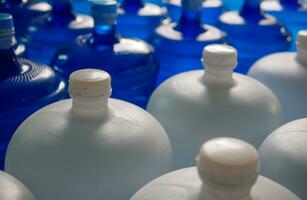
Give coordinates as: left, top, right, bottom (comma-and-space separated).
167, 0, 223, 25
218, 0, 290, 74
5, 69, 172, 200
117, 0, 166, 41
152, 0, 225, 84
131, 137, 300, 200
0, 13, 66, 170
147, 44, 282, 168
249, 30, 307, 122
261, 0, 307, 50
51, 0, 158, 108
24, 0, 93, 64
0, 170, 36, 200
0, 0, 50, 38
259, 118, 307, 199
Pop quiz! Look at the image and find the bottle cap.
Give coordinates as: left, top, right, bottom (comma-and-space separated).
69, 69, 112, 98
202, 44, 237, 70
197, 138, 259, 187
0, 13, 14, 37
91, 0, 117, 26
297, 30, 307, 49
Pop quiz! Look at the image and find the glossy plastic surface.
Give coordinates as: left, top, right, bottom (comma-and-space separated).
261, 0, 307, 50
259, 118, 307, 200
0, 171, 36, 200
249, 52, 307, 122
51, 1, 158, 108
0, 0, 50, 38
5, 69, 172, 200
147, 44, 282, 168
117, 0, 166, 41
0, 49, 66, 170
153, 0, 225, 84
131, 138, 299, 200
218, 0, 290, 74
25, 1, 93, 64
167, 0, 223, 25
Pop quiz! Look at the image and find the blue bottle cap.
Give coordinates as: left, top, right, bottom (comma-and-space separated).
91, 0, 117, 26
0, 13, 14, 37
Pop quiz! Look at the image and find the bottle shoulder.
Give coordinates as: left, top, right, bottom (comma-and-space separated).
250, 52, 307, 82
0, 58, 65, 107
12, 98, 168, 146
26, 14, 93, 42
119, 3, 166, 17
149, 70, 280, 110
0, 171, 36, 200
131, 167, 299, 200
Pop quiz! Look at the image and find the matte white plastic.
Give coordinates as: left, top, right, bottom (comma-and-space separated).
131, 138, 299, 200
259, 118, 307, 199
249, 30, 307, 122
147, 44, 282, 168
5, 69, 172, 200
0, 171, 36, 200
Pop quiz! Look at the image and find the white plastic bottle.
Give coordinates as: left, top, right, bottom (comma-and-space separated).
147, 44, 282, 168
131, 137, 300, 200
249, 30, 307, 122
0, 170, 36, 200
5, 69, 172, 200
259, 118, 307, 199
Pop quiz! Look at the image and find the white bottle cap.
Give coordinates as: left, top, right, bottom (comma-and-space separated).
197, 138, 259, 187
91, 0, 117, 26
297, 30, 307, 49
202, 44, 237, 70
69, 69, 112, 98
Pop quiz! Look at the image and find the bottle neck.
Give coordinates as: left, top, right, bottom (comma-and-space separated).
176, 6, 204, 37
203, 65, 235, 88
92, 24, 118, 45
296, 46, 307, 67
71, 96, 109, 118
120, 0, 144, 13
240, 0, 263, 21
200, 182, 252, 200
50, 1, 75, 23
0, 40, 21, 80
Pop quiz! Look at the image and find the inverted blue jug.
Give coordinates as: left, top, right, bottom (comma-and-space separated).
117, 0, 166, 41
261, 0, 307, 50
0, 0, 50, 38
152, 0, 225, 84
51, 0, 158, 108
218, 0, 290, 74
24, 0, 93, 65
167, 0, 224, 26
0, 13, 66, 170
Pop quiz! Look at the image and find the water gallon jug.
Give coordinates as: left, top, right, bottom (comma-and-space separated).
131, 137, 299, 200
5, 69, 172, 200
147, 44, 282, 168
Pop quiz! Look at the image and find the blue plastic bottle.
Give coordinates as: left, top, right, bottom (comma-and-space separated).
117, 0, 166, 41
51, 0, 158, 108
0, 0, 50, 38
25, 0, 93, 65
152, 0, 225, 84
261, 0, 307, 50
167, 0, 224, 25
0, 13, 66, 170
218, 0, 290, 74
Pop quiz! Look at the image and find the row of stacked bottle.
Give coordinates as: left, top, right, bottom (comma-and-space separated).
0, 0, 307, 199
